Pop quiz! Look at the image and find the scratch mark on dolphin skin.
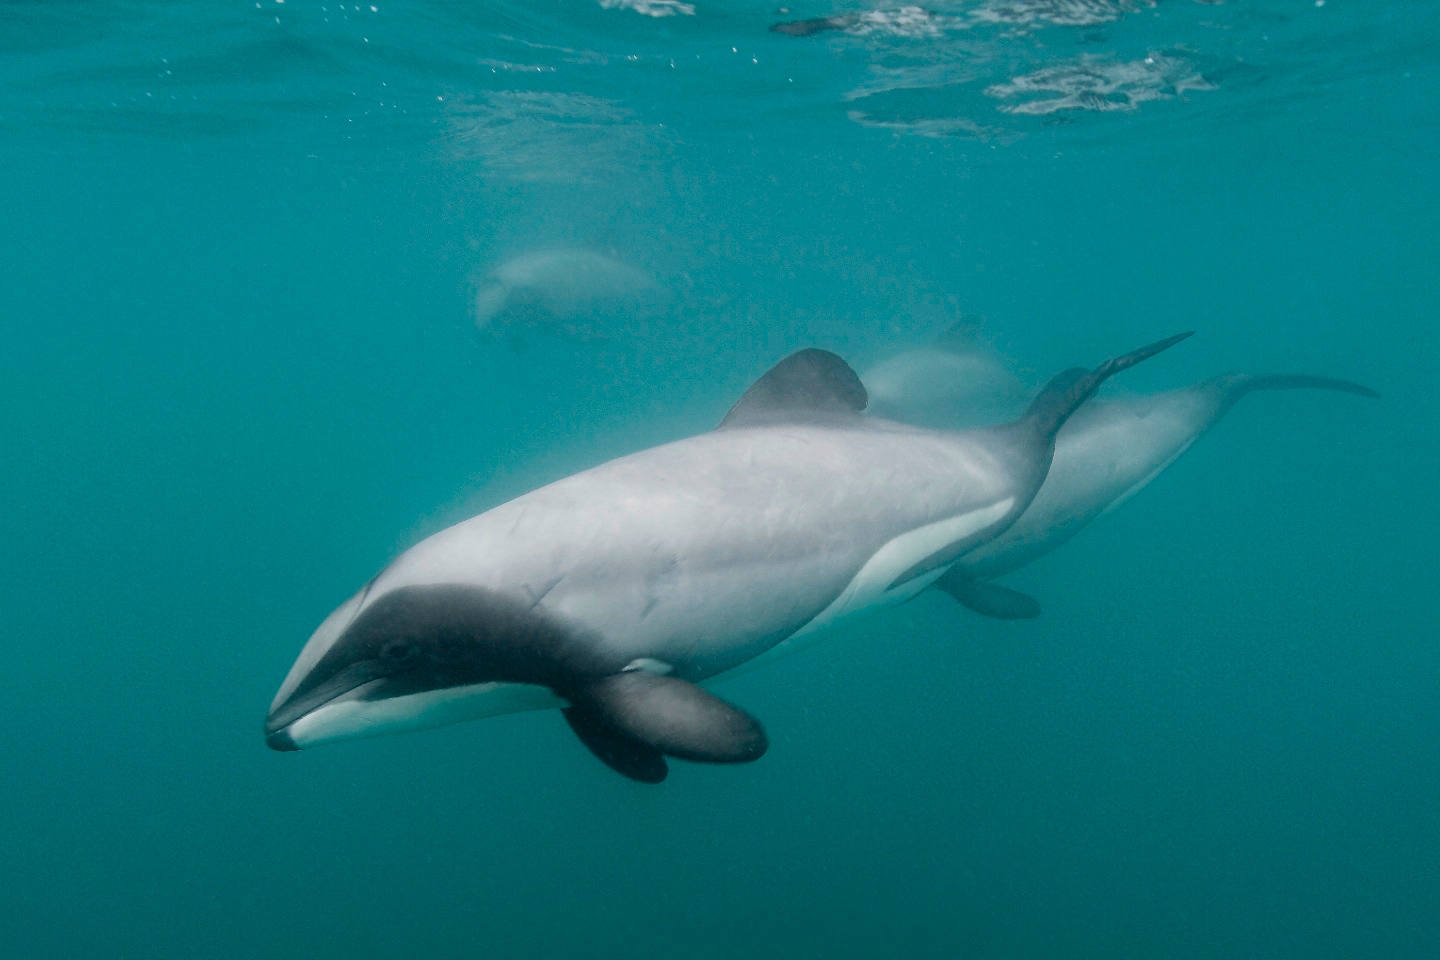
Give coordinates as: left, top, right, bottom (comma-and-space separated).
508, 506, 532, 537
640, 555, 681, 620
527, 575, 564, 608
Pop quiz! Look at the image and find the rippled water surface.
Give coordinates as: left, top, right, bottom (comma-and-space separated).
3, 2, 1437, 958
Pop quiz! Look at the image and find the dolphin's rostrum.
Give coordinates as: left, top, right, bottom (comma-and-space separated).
266, 334, 1189, 782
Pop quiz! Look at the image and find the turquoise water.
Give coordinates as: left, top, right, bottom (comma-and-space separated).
3, 1, 1437, 956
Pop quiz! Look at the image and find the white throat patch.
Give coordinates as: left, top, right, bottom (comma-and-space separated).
286, 682, 562, 749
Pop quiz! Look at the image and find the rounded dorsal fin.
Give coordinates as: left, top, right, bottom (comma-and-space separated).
718, 348, 869, 430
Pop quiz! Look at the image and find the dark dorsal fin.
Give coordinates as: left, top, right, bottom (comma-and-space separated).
718, 348, 868, 429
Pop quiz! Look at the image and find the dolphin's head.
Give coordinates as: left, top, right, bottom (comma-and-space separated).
264, 583, 585, 751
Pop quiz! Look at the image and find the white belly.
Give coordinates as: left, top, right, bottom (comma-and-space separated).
722, 496, 1015, 677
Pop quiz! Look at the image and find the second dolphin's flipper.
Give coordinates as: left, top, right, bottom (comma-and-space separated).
933, 569, 1042, 620
567, 672, 768, 765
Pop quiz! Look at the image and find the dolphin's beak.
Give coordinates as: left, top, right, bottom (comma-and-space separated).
264, 661, 387, 752
266, 728, 300, 752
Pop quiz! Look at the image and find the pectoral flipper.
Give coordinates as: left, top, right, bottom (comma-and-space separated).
933, 569, 1042, 620
564, 672, 768, 775
562, 706, 670, 783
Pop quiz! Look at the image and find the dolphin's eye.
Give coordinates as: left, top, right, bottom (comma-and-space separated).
381, 641, 420, 663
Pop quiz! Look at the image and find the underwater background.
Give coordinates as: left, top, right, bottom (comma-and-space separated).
2, 1, 1437, 957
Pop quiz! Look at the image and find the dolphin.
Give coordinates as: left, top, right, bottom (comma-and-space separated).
933, 373, 1380, 620
265, 334, 1188, 782
472, 247, 664, 348
861, 322, 1029, 430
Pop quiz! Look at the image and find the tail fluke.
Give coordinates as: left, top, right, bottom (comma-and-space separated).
891, 332, 1193, 589
1242, 374, 1378, 399
1023, 331, 1195, 442
1204, 372, 1379, 420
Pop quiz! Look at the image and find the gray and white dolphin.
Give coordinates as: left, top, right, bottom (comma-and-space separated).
932, 374, 1380, 619
265, 334, 1188, 782
472, 247, 664, 347
861, 323, 1029, 430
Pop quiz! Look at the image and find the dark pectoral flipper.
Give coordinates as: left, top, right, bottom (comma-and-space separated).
562, 707, 669, 783
569, 672, 768, 765
934, 569, 1042, 620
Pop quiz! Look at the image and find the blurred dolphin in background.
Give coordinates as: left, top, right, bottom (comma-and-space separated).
472, 247, 666, 349
861, 321, 1029, 429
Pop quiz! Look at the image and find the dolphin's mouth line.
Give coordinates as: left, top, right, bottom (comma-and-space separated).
265, 664, 387, 736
